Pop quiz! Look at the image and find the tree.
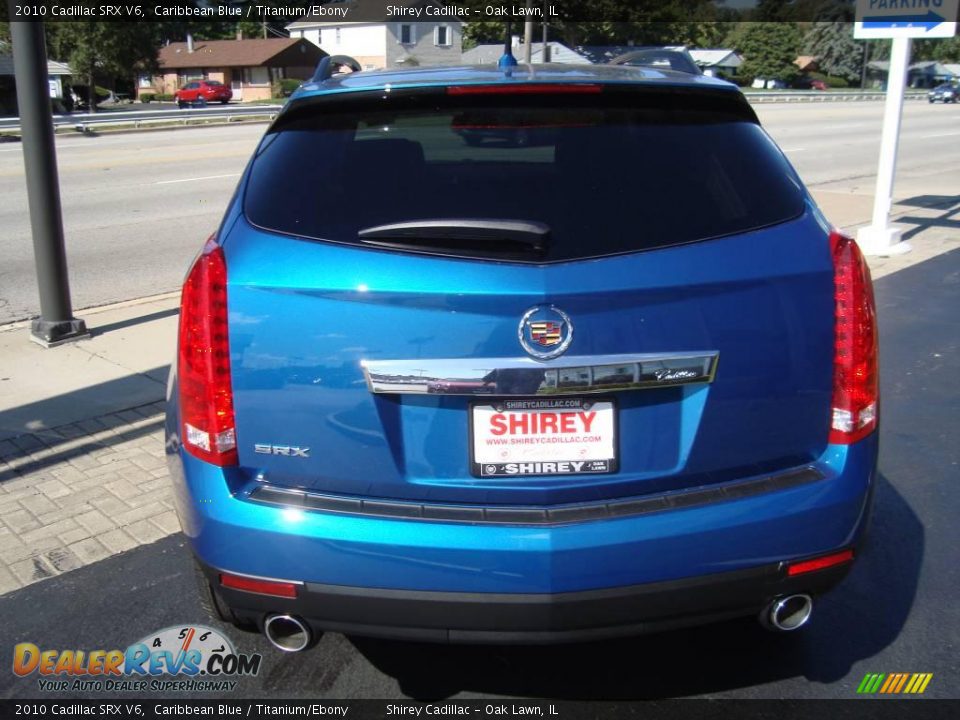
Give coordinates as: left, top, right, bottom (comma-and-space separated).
735, 22, 803, 84
915, 36, 960, 62
803, 22, 865, 83
46, 22, 159, 112
462, 0, 726, 52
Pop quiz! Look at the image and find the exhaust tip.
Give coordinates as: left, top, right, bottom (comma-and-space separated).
264, 614, 312, 652
761, 594, 813, 632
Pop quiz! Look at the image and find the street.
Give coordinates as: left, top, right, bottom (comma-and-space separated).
1, 242, 957, 699
1, 100, 959, 324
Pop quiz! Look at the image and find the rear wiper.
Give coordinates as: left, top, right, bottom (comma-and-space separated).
357, 219, 550, 259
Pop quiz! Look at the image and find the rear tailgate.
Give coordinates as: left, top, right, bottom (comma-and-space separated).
223, 84, 833, 506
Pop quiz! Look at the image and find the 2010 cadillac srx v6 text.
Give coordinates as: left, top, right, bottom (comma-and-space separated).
166, 58, 879, 650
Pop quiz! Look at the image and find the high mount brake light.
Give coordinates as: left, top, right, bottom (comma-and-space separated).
829, 231, 879, 445
447, 84, 602, 96
178, 238, 238, 466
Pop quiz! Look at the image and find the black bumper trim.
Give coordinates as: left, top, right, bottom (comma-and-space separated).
202, 552, 853, 644
247, 465, 825, 526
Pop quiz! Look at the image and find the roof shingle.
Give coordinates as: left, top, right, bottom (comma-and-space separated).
158, 38, 315, 69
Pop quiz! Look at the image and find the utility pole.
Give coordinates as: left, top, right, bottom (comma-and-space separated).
542, 2, 551, 63
523, 0, 533, 64
8, 18, 88, 346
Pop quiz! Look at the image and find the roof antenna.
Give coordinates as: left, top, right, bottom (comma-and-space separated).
498, 20, 517, 70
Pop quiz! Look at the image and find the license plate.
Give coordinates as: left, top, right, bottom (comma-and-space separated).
470, 398, 617, 477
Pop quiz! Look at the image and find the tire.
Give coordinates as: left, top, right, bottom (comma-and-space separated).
220, 99, 229, 105
192, 559, 255, 631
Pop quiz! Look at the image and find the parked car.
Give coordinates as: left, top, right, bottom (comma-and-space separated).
928, 82, 959, 103
175, 80, 232, 107
794, 77, 829, 91
168, 61, 878, 650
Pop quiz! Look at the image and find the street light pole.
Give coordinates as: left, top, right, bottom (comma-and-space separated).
9, 18, 88, 346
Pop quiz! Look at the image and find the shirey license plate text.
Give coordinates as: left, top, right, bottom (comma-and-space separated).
472, 399, 617, 477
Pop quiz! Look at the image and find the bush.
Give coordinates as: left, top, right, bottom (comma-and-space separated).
140, 93, 155, 103
809, 72, 851, 89
272, 78, 302, 98
155, 93, 174, 102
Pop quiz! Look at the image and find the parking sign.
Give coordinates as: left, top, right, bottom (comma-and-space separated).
855, 0, 958, 39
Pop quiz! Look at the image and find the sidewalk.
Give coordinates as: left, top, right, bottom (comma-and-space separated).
0, 294, 178, 593
0, 207, 957, 595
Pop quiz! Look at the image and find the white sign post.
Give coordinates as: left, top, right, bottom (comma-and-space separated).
854, 0, 958, 256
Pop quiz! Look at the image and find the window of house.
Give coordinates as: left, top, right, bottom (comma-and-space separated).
241, 67, 270, 86
138, 73, 153, 88
399, 24, 414, 45
435, 25, 451, 47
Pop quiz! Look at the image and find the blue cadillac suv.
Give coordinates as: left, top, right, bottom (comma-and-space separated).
166, 58, 879, 650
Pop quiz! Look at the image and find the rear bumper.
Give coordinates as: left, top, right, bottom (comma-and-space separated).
199, 554, 853, 644
167, 410, 876, 639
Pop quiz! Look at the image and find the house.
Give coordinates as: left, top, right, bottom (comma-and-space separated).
794, 55, 820, 73
0, 44, 73, 115
139, 38, 325, 102
866, 60, 959, 89
462, 39, 589, 65
287, 0, 462, 70
690, 49, 742, 78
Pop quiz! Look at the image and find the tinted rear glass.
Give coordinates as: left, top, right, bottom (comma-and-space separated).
245, 93, 804, 263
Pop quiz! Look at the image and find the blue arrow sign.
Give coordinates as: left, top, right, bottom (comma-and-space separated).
863, 11, 945, 32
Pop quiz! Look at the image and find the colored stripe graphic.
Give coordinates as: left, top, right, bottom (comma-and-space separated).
857, 672, 932, 694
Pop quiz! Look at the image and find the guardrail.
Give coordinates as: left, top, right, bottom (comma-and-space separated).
0, 104, 284, 134
0, 92, 932, 135
745, 90, 928, 103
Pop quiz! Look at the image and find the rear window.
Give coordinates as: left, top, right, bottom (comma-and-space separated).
244, 92, 805, 263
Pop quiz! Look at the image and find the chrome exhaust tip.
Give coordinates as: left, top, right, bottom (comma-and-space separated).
760, 594, 813, 632
263, 614, 312, 652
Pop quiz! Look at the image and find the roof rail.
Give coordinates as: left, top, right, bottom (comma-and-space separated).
311, 55, 363, 83
609, 48, 701, 75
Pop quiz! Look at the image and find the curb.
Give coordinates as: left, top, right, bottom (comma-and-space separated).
0, 291, 180, 333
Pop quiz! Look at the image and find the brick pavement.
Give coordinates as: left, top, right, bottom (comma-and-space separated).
0, 400, 173, 594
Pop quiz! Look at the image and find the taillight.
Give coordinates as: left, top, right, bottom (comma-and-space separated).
178, 238, 238, 466
829, 231, 878, 444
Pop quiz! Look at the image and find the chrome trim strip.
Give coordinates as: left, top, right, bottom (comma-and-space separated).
248, 466, 825, 526
361, 352, 719, 396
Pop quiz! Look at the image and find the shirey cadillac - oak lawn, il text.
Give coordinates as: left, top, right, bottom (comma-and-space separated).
166, 57, 878, 650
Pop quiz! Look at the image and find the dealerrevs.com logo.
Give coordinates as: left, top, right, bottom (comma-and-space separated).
13, 625, 262, 693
